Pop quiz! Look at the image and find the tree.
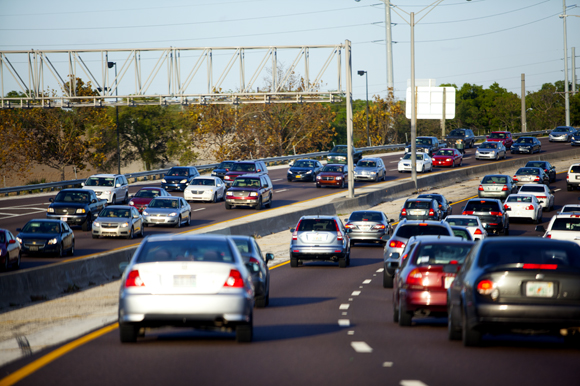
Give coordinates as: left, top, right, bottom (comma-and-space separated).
353, 91, 403, 147
0, 109, 35, 176
526, 83, 564, 131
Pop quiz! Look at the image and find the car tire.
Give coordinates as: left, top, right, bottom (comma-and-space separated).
340, 179, 345, 189
58, 244, 64, 258
350, 240, 356, 247
504, 226, 510, 236
503, 152, 506, 160
15, 251, 21, 269
185, 215, 191, 226
398, 303, 413, 327
69, 241, 75, 256
448, 304, 462, 341
82, 215, 92, 232
393, 298, 399, 323
92, 233, 99, 239
338, 256, 347, 268
462, 311, 482, 347
255, 295, 268, 308
225, 202, 232, 210
3, 255, 8, 271
126, 227, 134, 239
119, 323, 139, 343
112, 195, 116, 205
316, 183, 321, 188
383, 271, 394, 288
140, 225, 145, 237
265, 194, 272, 208
236, 316, 253, 343
255, 198, 262, 211
567, 185, 573, 191
212, 192, 218, 203
124, 193, 129, 204
290, 256, 298, 268
175, 216, 182, 228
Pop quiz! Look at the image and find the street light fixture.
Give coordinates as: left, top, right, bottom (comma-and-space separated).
358, 70, 371, 146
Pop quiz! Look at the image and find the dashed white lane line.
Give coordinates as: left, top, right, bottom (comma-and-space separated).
275, 189, 288, 193
193, 208, 206, 212
351, 341, 373, 353
342, 312, 348, 315
339, 304, 350, 310
389, 168, 399, 171
338, 319, 350, 327
272, 179, 283, 182
400, 381, 428, 386
348, 331, 355, 335
348, 298, 354, 301
377, 268, 384, 272
390, 160, 399, 163
362, 279, 372, 284
554, 188, 561, 192
383, 362, 394, 367
351, 291, 361, 296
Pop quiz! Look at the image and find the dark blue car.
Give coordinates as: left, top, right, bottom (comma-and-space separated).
161, 166, 200, 191
16, 219, 75, 257
287, 159, 323, 182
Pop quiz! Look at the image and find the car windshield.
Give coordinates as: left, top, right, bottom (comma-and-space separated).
167, 168, 188, 177
479, 143, 498, 149
555, 127, 571, 132
136, 239, 235, 263
506, 195, 533, 203
54, 191, 90, 203
449, 130, 466, 136
519, 186, 545, 193
22, 221, 60, 234
402, 153, 425, 160
349, 212, 383, 222
135, 189, 161, 198
452, 229, 472, 241
526, 162, 546, 168
478, 242, 580, 268
570, 165, 580, 173
218, 161, 235, 170
233, 239, 254, 254
294, 161, 317, 168
551, 218, 580, 231
464, 202, 501, 212
516, 138, 533, 143
357, 160, 377, 168
481, 176, 507, 184
516, 168, 540, 175
232, 178, 260, 188
231, 163, 256, 172
85, 177, 114, 187
413, 243, 472, 265
446, 218, 479, 227
297, 219, 337, 232
191, 179, 216, 186
149, 199, 179, 208
418, 194, 443, 205
330, 146, 348, 153
416, 138, 432, 145
99, 208, 131, 218
488, 133, 506, 139
322, 165, 344, 173
395, 225, 451, 238
436, 150, 455, 156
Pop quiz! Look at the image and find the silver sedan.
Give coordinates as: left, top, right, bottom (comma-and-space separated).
142, 197, 191, 228
354, 158, 386, 182
92, 205, 144, 239
118, 234, 255, 343
475, 141, 506, 160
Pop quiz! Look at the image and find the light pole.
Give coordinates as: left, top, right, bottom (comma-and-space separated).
358, 70, 371, 146
560, 1, 579, 126
108, 61, 120, 174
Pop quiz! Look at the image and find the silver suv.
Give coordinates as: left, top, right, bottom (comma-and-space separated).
82, 174, 129, 204
382, 219, 454, 288
289, 215, 350, 268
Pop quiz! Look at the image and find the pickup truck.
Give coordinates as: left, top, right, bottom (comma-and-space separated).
47, 189, 107, 231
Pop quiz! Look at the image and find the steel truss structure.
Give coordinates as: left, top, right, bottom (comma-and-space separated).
0, 43, 348, 109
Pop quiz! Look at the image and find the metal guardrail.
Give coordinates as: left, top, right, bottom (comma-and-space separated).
0, 130, 550, 197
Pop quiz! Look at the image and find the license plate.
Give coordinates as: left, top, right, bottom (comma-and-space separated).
526, 281, 554, 297
410, 210, 423, 216
61, 216, 68, 221
444, 276, 455, 289
296, 175, 302, 178
310, 233, 327, 241
174, 275, 196, 287
29, 246, 38, 251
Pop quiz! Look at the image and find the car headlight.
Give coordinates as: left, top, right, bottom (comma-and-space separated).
316, 176, 321, 180
226, 191, 233, 196
336, 177, 342, 180
225, 176, 231, 180
76, 208, 86, 214
169, 212, 178, 217
48, 238, 58, 245
249, 192, 258, 197
338, 156, 346, 160
211, 171, 216, 176
142, 211, 149, 216
161, 179, 166, 183
47, 208, 54, 213
129, 201, 134, 206
288, 170, 293, 174
16, 237, 22, 244
121, 222, 129, 227
180, 179, 188, 184
204, 190, 212, 195
93, 222, 100, 227
446, 158, 452, 162
306, 170, 312, 174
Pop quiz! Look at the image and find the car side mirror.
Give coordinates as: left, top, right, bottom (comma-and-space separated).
116, 183, 121, 188
538, 201, 544, 204
389, 219, 394, 223
133, 215, 140, 219
550, 190, 554, 194
399, 157, 403, 160
265, 253, 274, 262
380, 234, 391, 241
119, 262, 129, 274
535, 225, 546, 233
290, 228, 295, 233
449, 201, 453, 204
49, 198, 54, 202
16, 228, 22, 232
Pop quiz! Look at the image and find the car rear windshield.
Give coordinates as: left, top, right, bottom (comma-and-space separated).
137, 239, 235, 263
561, 205, 580, 212
190, 179, 216, 186
135, 189, 161, 198
232, 178, 260, 188
231, 163, 256, 172
322, 165, 344, 173
488, 133, 506, 139
298, 219, 337, 232
570, 165, 580, 173
418, 194, 443, 204
464, 201, 501, 212
551, 218, 580, 231
357, 160, 376, 167
506, 196, 533, 203
519, 186, 545, 193
413, 243, 472, 265
452, 229, 472, 241
436, 150, 455, 156
219, 161, 235, 169
478, 242, 580, 268
516, 168, 540, 175
349, 212, 383, 222
232, 239, 255, 254
395, 225, 451, 238
446, 218, 479, 227
55, 191, 90, 203
479, 143, 497, 149
516, 138, 534, 143
405, 201, 432, 209
526, 161, 545, 168
482, 176, 507, 184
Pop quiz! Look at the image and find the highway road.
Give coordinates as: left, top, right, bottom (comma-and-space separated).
2, 176, 579, 386
0, 137, 575, 271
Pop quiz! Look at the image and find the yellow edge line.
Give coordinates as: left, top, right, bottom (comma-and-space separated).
0, 323, 119, 386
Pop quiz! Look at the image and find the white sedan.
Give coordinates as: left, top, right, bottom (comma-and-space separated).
503, 194, 543, 223
398, 153, 433, 173
184, 176, 226, 203
517, 184, 554, 211
444, 215, 487, 241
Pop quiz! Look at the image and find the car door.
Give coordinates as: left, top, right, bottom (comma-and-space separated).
179, 198, 190, 219
131, 207, 142, 231
61, 222, 73, 250
342, 165, 349, 183
7, 231, 18, 260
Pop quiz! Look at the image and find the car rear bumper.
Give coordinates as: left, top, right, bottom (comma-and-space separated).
478, 191, 510, 199
349, 231, 387, 242
472, 303, 580, 330
290, 246, 347, 260
400, 289, 448, 313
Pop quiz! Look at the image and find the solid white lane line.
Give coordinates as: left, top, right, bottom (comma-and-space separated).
193, 208, 206, 212
351, 291, 361, 296
377, 268, 384, 272
400, 381, 428, 386
390, 160, 399, 163
272, 179, 283, 182
383, 362, 394, 367
339, 304, 350, 310
351, 341, 373, 353
363, 279, 372, 284
275, 189, 288, 193
338, 319, 350, 327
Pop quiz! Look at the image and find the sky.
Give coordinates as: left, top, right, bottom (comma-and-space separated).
1, 0, 579, 102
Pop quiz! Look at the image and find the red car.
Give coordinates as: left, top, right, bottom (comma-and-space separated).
223, 161, 268, 187
392, 236, 474, 326
316, 164, 348, 188
486, 131, 513, 149
1, 228, 21, 270
128, 187, 171, 213
432, 148, 463, 168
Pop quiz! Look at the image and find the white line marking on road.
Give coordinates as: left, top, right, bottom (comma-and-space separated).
348, 298, 354, 301
351, 341, 373, 353
348, 331, 355, 335
400, 381, 428, 386
359, 286, 363, 289
554, 188, 561, 192
383, 362, 394, 367
338, 319, 350, 327
351, 291, 361, 296
390, 161, 399, 163
272, 179, 283, 182
363, 279, 372, 284
389, 168, 399, 171
339, 304, 350, 310
377, 268, 384, 272
193, 208, 206, 212
342, 312, 348, 316
275, 189, 288, 193
373, 274, 377, 276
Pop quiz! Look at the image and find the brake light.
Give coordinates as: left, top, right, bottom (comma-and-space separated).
406, 268, 423, 286
373, 224, 386, 230
533, 176, 540, 182
474, 228, 483, 235
389, 240, 406, 248
401, 208, 407, 216
490, 211, 503, 216
476, 279, 494, 295
546, 234, 552, 239
537, 195, 546, 199
462, 211, 474, 215
335, 220, 343, 241
526, 205, 534, 210
567, 173, 569, 180
478, 185, 484, 191
428, 209, 435, 216
544, 169, 548, 173
125, 270, 145, 287
504, 204, 510, 210
523, 264, 557, 270
292, 220, 302, 240
513, 176, 518, 181
419, 223, 428, 226
224, 269, 244, 288
502, 185, 508, 191
249, 257, 260, 265
345, 223, 356, 229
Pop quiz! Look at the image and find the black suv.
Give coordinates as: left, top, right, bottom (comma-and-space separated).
211, 160, 236, 180
399, 198, 443, 221
161, 166, 200, 191
445, 128, 475, 148
462, 198, 509, 235
405, 136, 440, 156
225, 173, 273, 210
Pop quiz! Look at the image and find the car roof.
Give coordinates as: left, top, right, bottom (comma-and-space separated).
193, 176, 219, 179
406, 198, 435, 202
138, 187, 163, 190
520, 183, 547, 187
88, 174, 121, 177
144, 234, 233, 243
324, 164, 345, 167
446, 215, 479, 220
299, 215, 337, 220
103, 205, 134, 209
409, 235, 472, 244
398, 219, 447, 225
151, 196, 180, 200
491, 131, 510, 133
359, 157, 380, 161
482, 174, 509, 178
60, 188, 88, 193
418, 193, 443, 197
235, 173, 266, 179
27, 219, 63, 223
467, 198, 501, 203
351, 210, 381, 214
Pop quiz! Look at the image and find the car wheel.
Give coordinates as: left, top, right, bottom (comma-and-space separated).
398, 302, 413, 327
119, 323, 139, 343
236, 314, 253, 343
82, 215, 92, 232
393, 297, 399, 323
338, 256, 347, 268
462, 311, 482, 347
567, 185, 573, 191
265, 194, 272, 208
15, 251, 21, 269
3, 255, 8, 271
350, 240, 356, 247
69, 241, 75, 256
185, 215, 191, 226
58, 244, 64, 258
212, 192, 218, 203
175, 216, 182, 228
421, 165, 425, 173
316, 183, 321, 188
112, 195, 116, 205
92, 233, 99, 239
448, 304, 461, 341
255, 198, 262, 211
225, 202, 232, 209
503, 152, 506, 159
126, 227, 134, 239
340, 179, 345, 189
536, 210, 542, 224
383, 270, 393, 288
290, 256, 298, 268
255, 295, 268, 308
139, 225, 145, 237
504, 226, 510, 236
124, 194, 129, 204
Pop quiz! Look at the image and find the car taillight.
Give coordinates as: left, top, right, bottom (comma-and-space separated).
292, 220, 302, 240
335, 221, 343, 241
513, 176, 518, 181
502, 185, 508, 191
523, 264, 557, 270
490, 211, 503, 216
476, 279, 494, 295
345, 223, 356, 229
474, 228, 483, 235
546, 233, 552, 239
249, 257, 260, 265
389, 240, 406, 248
428, 209, 435, 216
526, 205, 534, 210
224, 269, 244, 288
533, 176, 540, 182
504, 204, 510, 210
462, 211, 474, 215
544, 169, 548, 173
125, 270, 145, 287
372, 224, 386, 230
401, 208, 407, 216
566, 173, 569, 180
478, 185, 484, 191
537, 195, 546, 199
406, 268, 423, 286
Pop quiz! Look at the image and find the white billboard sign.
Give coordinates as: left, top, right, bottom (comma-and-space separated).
405, 86, 456, 120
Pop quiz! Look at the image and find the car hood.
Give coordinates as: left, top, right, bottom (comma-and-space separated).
354, 166, 377, 172
82, 186, 113, 194
144, 207, 179, 214
49, 202, 88, 208
130, 197, 153, 205
164, 176, 189, 182
319, 171, 344, 176
95, 217, 131, 223
186, 185, 216, 191
486, 138, 505, 143
432, 155, 453, 159
225, 171, 253, 177
327, 153, 349, 157
289, 167, 315, 173
228, 187, 259, 193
